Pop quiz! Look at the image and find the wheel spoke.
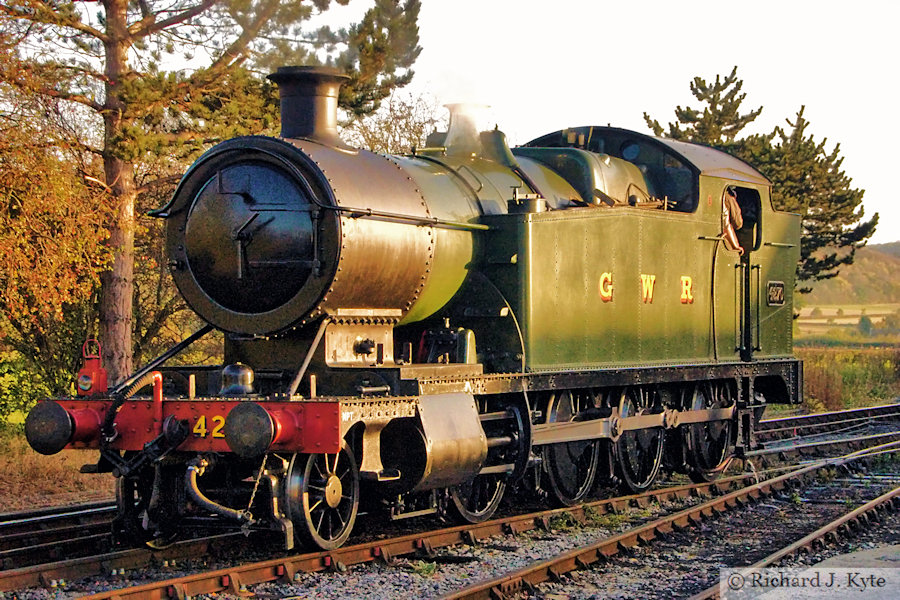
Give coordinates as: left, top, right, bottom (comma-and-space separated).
315, 509, 325, 532
331, 452, 340, 475
560, 394, 574, 421
313, 459, 326, 480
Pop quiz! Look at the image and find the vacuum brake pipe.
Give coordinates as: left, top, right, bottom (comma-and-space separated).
185, 458, 254, 524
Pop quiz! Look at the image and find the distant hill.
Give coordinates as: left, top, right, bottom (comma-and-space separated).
874, 241, 900, 260
802, 243, 900, 305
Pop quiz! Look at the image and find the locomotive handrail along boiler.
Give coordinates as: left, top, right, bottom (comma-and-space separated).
25, 66, 802, 550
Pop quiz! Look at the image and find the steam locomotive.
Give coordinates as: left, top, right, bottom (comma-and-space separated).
25, 67, 802, 551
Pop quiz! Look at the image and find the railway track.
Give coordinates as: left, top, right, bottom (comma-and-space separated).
444, 443, 900, 600
756, 403, 900, 442
748, 430, 900, 464
0, 501, 116, 570
1, 405, 897, 597
687, 484, 900, 599
2, 472, 779, 598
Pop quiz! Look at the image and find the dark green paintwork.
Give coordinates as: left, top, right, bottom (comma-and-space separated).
330, 124, 800, 376
473, 132, 800, 372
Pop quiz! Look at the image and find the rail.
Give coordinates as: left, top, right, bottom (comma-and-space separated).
442, 444, 900, 600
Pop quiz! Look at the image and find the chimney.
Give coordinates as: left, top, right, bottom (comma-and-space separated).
267, 66, 350, 148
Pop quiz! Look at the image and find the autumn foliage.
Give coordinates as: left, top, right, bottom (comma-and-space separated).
0, 1, 422, 407
0, 120, 113, 331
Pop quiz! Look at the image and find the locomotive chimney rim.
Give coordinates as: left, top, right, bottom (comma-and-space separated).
268, 66, 350, 148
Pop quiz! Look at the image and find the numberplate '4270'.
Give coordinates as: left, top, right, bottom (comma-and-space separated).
766, 281, 785, 306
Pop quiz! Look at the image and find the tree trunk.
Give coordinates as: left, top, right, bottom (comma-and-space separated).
100, 0, 134, 385
99, 164, 135, 385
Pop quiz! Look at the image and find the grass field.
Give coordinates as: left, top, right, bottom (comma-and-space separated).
795, 303, 900, 344
796, 304, 900, 319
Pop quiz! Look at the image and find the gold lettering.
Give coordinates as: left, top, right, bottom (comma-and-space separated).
640, 274, 656, 303
599, 272, 614, 302
680, 276, 694, 304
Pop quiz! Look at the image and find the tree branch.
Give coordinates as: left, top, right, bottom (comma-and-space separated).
205, 0, 280, 78
0, 2, 108, 43
0, 127, 102, 157
54, 63, 111, 85
0, 61, 105, 112
83, 175, 112, 192
41, 87, 104, 112
134, 296, 186, 357
129, 0, 279, 113
135, 173, 182, 195
137, 0, 153, 19
130, 0, 222, 39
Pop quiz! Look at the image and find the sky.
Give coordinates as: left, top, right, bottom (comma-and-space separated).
325, 1, 899, 243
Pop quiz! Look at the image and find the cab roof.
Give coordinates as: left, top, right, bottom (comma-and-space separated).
524, 126, 771, 187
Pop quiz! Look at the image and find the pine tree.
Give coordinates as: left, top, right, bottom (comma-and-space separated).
0, 1, 422, 384
740, 108, 877, 292
643, 66, 762, 146
644, 69, 877, 294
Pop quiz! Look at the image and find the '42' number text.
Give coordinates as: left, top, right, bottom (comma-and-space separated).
193, 415, 225, 438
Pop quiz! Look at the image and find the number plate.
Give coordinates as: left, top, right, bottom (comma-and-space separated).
766, 281, 785, 306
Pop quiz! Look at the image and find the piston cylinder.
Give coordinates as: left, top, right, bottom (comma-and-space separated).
410, 393, 488, 492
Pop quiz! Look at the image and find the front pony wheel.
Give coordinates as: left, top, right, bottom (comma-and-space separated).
285, 443, 360, 550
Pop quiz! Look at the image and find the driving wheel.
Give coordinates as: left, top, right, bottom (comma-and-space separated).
613, 386, 664, 493
447, 474, 506, 523
543, 390, 600, 506
686, 382, 734, 483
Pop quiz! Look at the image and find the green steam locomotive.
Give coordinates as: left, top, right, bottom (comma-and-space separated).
25, 67, 801, 551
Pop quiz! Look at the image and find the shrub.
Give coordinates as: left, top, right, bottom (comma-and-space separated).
0, 352, 53, 422
797, 347, 900, 411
